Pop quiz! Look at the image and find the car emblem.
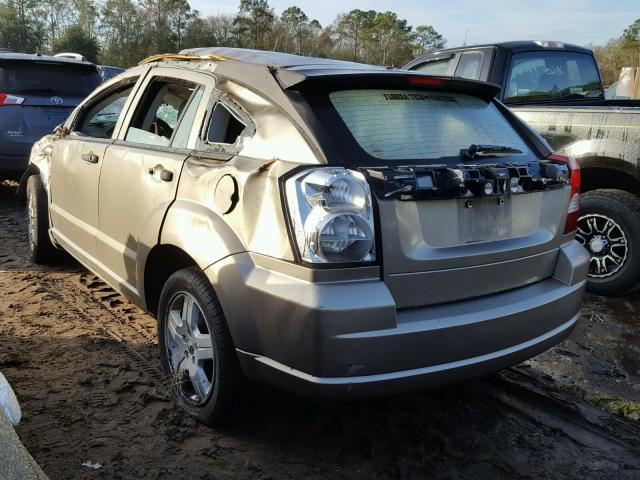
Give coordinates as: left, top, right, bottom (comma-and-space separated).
50, 96, 63, 105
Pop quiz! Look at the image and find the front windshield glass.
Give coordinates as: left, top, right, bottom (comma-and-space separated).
329, 89, 530, 161
504, 51, 603, 104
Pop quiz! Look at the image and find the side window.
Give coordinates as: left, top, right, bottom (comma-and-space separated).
206, 102, 247, 145
125, 78, 198, 147
413, 58, 451, 75
172, 88, 204, 149
455, 51, 484, 80
75, 81, 137, 138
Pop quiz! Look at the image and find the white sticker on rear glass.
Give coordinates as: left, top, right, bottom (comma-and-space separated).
329, 89, 529, 161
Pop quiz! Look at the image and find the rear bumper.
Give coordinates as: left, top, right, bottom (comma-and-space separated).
237, 313, 579, 399
206, 241, 588, 400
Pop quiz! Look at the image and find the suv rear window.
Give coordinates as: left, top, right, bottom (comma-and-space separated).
329, 89, 530, 161
0, 61, 100, 97
504, 51, 603, 104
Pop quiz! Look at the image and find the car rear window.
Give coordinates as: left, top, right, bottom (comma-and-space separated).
0, 61, 101, 97
329, 89, 530, 161
504, 51, 603, 104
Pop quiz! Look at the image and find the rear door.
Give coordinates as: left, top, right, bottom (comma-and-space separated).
95, 68, 213, 300
49, 75, 141, 264
0, 59, 101, 160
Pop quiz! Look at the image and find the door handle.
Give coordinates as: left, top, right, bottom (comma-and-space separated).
148, 166, 174, 182
81, 153, 99, 164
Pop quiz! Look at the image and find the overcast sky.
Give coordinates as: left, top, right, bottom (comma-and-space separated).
190, 0, 638, 48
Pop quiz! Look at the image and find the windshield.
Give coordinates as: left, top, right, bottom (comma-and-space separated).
504, 51, 603, 104
329, 89, 530, 161
0, 61, 101, 97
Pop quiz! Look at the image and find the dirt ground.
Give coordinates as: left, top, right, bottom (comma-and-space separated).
1, 180, 640, 480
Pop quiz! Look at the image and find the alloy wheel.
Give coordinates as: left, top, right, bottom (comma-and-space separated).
164, 292, 215, 405
576, 213, 628, 278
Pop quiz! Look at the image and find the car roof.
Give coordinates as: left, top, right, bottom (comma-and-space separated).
180, 47, 387, 76
0, 51, 97, 68
182, 47, 375, 69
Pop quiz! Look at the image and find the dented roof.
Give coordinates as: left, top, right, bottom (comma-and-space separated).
180, 47, 380, 72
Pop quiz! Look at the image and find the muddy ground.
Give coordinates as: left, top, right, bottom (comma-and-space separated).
1, 179, 639, 480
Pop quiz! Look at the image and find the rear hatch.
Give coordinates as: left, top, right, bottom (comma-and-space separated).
297, 75, 572, 308
0, 59, 100, 156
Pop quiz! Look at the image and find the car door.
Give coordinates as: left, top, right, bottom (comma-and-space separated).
95, 68, 213, 302
49, 74, 143, 266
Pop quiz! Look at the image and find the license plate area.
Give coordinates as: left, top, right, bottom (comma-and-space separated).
393, 192, 543, 248
458, 196, 511, 243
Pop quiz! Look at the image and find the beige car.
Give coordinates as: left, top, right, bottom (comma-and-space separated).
20, 48, 588, 426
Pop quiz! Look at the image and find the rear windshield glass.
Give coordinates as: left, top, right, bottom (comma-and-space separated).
329, 89, 530, 161
504, 51, 603, 104
0, 61, 101, 97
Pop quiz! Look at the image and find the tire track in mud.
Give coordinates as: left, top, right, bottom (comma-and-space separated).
35, 274, 167, 388
490, 369, 640, 453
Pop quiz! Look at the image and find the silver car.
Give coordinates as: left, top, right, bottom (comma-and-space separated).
20, 48, 589, 425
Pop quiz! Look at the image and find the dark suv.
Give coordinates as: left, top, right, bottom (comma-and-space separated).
0, 52, 101, 179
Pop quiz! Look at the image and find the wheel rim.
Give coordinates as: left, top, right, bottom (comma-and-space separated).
575, 213, 628, 278
27, 194, 36, 252
165, 292, 215, 405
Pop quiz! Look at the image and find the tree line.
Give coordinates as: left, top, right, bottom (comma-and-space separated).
0, 0, 446, 67
591, 18, 640, 84
0, 0, 637, 83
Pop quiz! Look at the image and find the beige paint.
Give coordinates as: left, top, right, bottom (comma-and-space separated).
49, 137, 110, 259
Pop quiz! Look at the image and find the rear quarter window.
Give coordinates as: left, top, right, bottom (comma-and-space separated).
413, 58, 451, 75
329, 89, 530, 161
455, 51, 484, 80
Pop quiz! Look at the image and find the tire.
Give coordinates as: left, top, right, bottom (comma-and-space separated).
576, 189, 640, 295
157, 267, 240, 426
26, 175, 57, 264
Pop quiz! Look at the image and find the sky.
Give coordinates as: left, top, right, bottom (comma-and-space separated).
189, 0, 639, 48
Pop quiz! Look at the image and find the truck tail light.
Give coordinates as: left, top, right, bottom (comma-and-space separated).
284, 167, 376, 264
549, 153, 580, 234
0, 92, 25, 106
534, 40, 565, 48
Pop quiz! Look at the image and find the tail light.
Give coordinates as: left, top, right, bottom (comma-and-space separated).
0, 93, 25, 107
284, 167, 376, 264
549, 153, 580, 234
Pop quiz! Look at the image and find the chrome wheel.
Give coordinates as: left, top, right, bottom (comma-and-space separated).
165, 292, 215, 405
576, 213, 628, 278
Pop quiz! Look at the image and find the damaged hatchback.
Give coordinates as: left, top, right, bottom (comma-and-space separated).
20, 48, 589, 425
